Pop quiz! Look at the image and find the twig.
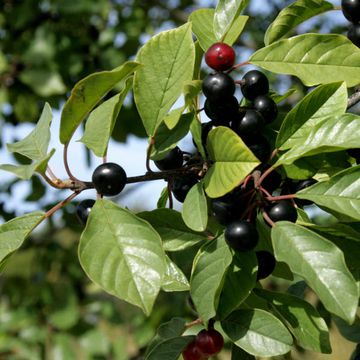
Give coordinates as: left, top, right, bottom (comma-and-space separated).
347, 87, 360, 109
262, 208, 275, 228
146, 137, 155, 172
44, 192, 80, 218
63, 142, 80, 181
227, 61, 250, 73
265, 194, 296, 202
46, 166, 58, 181
185, 318, 203, 329
167, 181, 173, 209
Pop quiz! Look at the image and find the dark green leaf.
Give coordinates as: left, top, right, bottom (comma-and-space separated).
145, 336, 194, 360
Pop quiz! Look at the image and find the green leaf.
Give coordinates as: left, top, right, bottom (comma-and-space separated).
182, 182, 208, 232
272, 222, 359, 323
297, 166, 360, 221
276, 113, 360, 166
204, 127, 260, 198
134, 23, 195, 136
78, 199, 166, 315
264, 0, 334, 45
80, 77, 133, 157
157, 187, 169, 209
213, 0, 249, 40
276, 82, 347, 149
255, 289, 331, 353
333, 316, 360, 343
162, 255, 189, 292
7, 103, 52, 160
183, 80, 202, 111
60, 61, 140, 144
145, 336, 194, 360
250, 34, 360, 87
163, 107, 185, 130
190, 235, 233, 322
138, 209, 207, 252
222, 309, 293, 357
232, 345, 256, 360
0, 211, 44, 265
190, 118, 206, 160
217, 252, 257, 319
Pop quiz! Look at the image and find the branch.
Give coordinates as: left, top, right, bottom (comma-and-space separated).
347, 87, 360, 109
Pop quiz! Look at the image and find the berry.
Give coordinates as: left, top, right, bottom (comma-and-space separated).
205, 42, 236, 71
241, 70, 269, 100
182, 341, 205, 360
76, 199, 95, 225
293, 178, 317, 206
348, 23, 360, 47
225, 220, 259, 251
231, 109, 265, 138
211, 195, 244, 226
92, 162, 127, 196
196, 329, 224, 357
268, 201, 298, 223
256, 251, 276, 280
260, 165, 282, 194
347, 148, 360, 162
247, 136, 271, 163
253, 95, 278, 123
204, 96, 239, 126
202, 73, 235, 102
171, 176, 198, 203
154, 146, 183, 170
342, 0, 360, 23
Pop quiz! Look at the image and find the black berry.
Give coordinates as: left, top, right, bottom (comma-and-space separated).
202, 73, 235, 102
204, 96, 238, 126
293, 178, 317, 206
171, 176, 198, 203
342, 0, 360, 23
247, 136, 271, 163
211, 195, 244, 226
205, 42, 236, 71
348, 23, 360, 47
154, 146, 183, 170
260, 166, 282, 194
76, 199, 95, 225
253, 95, 278, 123
268, 201, 298, 223
241, 70, 269, 100
92, 162, 127, 196
225, 220, 259, 251
256, 251, 276, 280
196, 329, 224, 357
231, 109, 265, 138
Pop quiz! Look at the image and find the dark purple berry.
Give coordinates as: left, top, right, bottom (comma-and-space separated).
260, 165, 282, 193
241, 70, 269, 100
211, 195, 244, 226
196, 329, 224, 356
268, 201, 298, 223
76, 199, 95, 225
348, 23, 360, 47
225, 220, 259, 252
171, 176, 198, 203
92, 162, 127, 196
253, 95, 278, 123
256, 251, 276, 280
202, 73, 235, 102
205, 42, 236, 71
154, 146, 183, 171
342, 0, 360, 23
247, 136, 271, 163
204, 96, 239, 126
231, 109, 265, 138
182, 341, 205, 360
293, 178, 317, 206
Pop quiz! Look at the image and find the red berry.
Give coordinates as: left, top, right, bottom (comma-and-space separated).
182, 341, 206, 360
205, 42, 235, 71
196, 329, 224, 356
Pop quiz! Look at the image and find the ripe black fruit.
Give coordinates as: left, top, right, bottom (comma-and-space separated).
225, 220, 259, 251
202, 73, 235, 102
171, 176, 198, 203
241, 70, 269, 100
92, 162, 127, 196
268, 201, 298, 223
154, 146, 183, 171
348, 23, 360, 47
205, 42, 236, 71
204, 96, 238, 125
76, 199, 95, 225
211, 195, 244, 226
293, 178, 317, 206
247, 136, 271, 163
260, 165, 282, 194
256, 251, 276, 280
342, 0, 360, 23
231, 109, 265, 138
253, 95, 278, 123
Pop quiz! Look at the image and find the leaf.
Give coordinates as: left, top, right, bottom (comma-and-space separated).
232, 345, 256, 360
7, 102, 52, 160
80, 77, 133, 157
0, 211, 44, 265
297, 166, 360, 221
183, 80, 202, 111
78, 199, 166, 315
204, 127, 260, 198
221, 309, 293, 357
276, 82, 347, 149
161, 256, 189, 292
276, 113, 360, 166
163, 107, 185, 130
213, 0, 249, 40
272, 222, 359, 323
255, 289, 331, 353
157, 187, 169, 209
134, 23, 195, 136
182, 182, 208, 232
190, 118, 206, 160
333, 316, 360, 343
138, 209, 207, 252
60, 61, 140, 144
190, 235, 233, 322
250, 34, 360, 87
145, 336, 194, 360
264, 0, 334, 45
217, 252, 257, 319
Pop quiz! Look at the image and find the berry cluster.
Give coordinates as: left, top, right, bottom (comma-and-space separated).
342, 0, 360, 47
182, 328, 224, 360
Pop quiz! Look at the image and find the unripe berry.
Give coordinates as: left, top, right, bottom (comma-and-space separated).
241, 70, 269, 100
182, 341, 205, 360
92, 162, 127, 196
205, 42, 236, 71
196, 329, 224, 357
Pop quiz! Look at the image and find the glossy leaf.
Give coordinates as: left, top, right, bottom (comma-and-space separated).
276, 113, 360, 166
80, 77, 132, 157
0, 211, 44, 264
276, 82, 347, 149
161, 256, 189, 292
264, 0, 334, 45
138, 209, 207, 251
255, 289, 331, 353
145, 336, 194, 360
222, 309, 293, 357
134, 23, 195, 136
60, 61, 140, 144
250, 34, 360, 87
79, 200, 166, 315
272, 222, 358, 323
190, 235, 233, 322
182, 182, 208, 232
204, 126, 260, 198
7, 102, 52, 160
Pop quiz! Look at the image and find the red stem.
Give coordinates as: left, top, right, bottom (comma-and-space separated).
265, 194, 296, 202
262, 209, 275, 228
44, 192, 80, 218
